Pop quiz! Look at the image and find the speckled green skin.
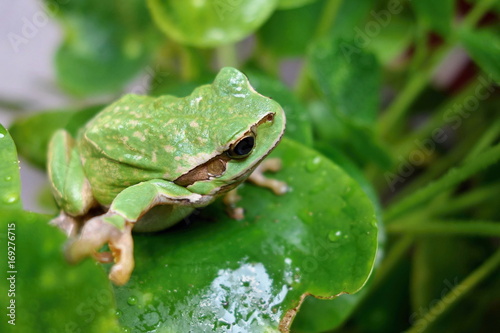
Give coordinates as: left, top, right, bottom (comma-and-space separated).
48, 67, 285, 232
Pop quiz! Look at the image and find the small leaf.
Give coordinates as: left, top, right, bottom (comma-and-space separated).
114, 138, 378, 331
277, 0, 319, 10
9, 105, 106, 169
9, 111, 74, 168
308, 39, 392, 169
258, 1, 324, 57
245, 70, 314, 146
329, 0, 372, 38
411, 0, 455, 36
460, 27, 500, 83
147, 0, 278, 47
309, 38, 381, 127
49, 0, 160, 95
0, 211, 120, 332
0, 125, 22, 210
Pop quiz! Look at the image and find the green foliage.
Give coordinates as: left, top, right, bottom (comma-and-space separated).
47, 0, 160, 95
411, 0, 455, 36
2, 0, 500, 332
0, 126, 21, 210
114, 139, 377, 331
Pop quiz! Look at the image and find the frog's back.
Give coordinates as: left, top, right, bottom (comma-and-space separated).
78, 68, 279, 204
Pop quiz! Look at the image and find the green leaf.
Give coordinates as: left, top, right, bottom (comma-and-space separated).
329, 0, 372, 38
367, 14, 414, 65
277, 0, 319, 10
9, 111, 74, 168
0, 125, 22, 210
0, 211, 120, 333
308, 37, 391, 168
147, 0, 278, 47
459, 27, 500, 83
411, 0, 455, 36
292, 144, 385, 331
245, 70, 314, 146
258, 1, 324, 57
114, 138, 378, 331
48, 0, 160, 95
9, 105, 105, 169
309, 38, 381, 127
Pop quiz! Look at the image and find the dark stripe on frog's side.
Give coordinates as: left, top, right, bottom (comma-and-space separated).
174, 153, 230, 186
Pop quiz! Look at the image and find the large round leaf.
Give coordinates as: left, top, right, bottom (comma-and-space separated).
47, 0, 160, 95
147, 0, 278, 47
114, 138, 378, 331
0, 125, 21, 210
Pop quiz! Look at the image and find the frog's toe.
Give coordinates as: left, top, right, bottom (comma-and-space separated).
65, 216, 119, 263
108, 222, 135, 286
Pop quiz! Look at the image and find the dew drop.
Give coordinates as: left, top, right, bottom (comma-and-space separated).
4, 176, 12, 182
127, 296, 137, 306
122, 327, 131, 333
0, 133, 4, 139
115, 310, 122, 317
3, 194, 18, 204
328, 230, 342, 242
305, 156, 321, 172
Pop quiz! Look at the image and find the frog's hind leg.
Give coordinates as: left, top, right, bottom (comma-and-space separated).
67, 179, 208, 285
48, 129, 96, 236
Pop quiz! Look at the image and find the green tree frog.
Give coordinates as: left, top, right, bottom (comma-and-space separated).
47, 67, 287, 285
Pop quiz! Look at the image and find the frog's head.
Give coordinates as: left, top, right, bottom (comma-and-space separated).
174, 67, 286, 196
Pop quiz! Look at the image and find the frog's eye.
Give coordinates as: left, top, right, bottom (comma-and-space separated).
228, 133, 256, 159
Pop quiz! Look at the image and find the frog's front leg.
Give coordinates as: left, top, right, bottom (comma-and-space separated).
223, 158, 288, 220
66, 179, 212, 285
248, 158, 288, 195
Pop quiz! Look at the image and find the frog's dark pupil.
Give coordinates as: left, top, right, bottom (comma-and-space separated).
234, 137, 255, 156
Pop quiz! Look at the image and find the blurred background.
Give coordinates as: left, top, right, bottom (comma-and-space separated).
1, 0, 499, 332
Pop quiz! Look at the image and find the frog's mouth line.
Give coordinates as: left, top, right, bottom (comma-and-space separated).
173, 111, 283, 188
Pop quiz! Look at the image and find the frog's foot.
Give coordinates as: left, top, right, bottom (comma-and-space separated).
49, 211, 80, 237
248, 158, 288, 195
223, 189, 244, 220
65, 214, 135, 286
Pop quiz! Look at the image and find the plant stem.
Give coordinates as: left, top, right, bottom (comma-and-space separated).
387, 220, 500, 237
314, 0, 342, 37
432, 183, 500, 216
465, 118, 500, 161
384, 143, 500, 223
404, 249, 500, 333
294, 0, 343, 99
461, 0, 497, 28
377, 45, 450, 139
391, 133, 477, 203
179, 46, 199, 81
392, 79, 478, 160
377, 0, 496, 140
216, 43, 238, 69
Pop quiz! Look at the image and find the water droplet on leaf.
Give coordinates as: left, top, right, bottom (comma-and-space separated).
305, 156, 321, 172
3, 194, 18, 204
328, 230, 342, 242
127, 296, 138, 306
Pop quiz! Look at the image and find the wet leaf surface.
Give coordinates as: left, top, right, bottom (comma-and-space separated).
114, 138, 378, 331
147, 0, 278, 47
0, 125, 21, 210
0, 211, 120, 333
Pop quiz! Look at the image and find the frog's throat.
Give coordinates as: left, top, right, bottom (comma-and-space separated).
172, 112, 278, 187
